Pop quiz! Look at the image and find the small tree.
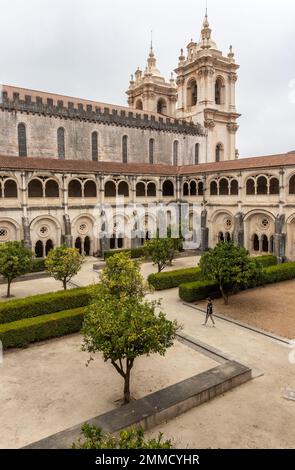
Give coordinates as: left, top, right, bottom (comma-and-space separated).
199, 242, 262, 304
82, 253, 179, 404
0, 241, 32, 297
45, 246, 84, 290
72, 425, 173, 449
144, 238, 175, 273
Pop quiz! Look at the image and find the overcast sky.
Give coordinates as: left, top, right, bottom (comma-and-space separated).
1, 0, 294, 157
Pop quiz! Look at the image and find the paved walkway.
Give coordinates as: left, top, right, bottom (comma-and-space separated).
0, 255, 199, 300
146, 288, 295, 449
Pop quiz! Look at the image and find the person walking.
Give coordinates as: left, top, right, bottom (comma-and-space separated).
203, 298, 216, 327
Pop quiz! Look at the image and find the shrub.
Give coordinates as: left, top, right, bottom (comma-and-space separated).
0, 307, 86, 350
179, 280, 220, 303
255, 255, 277, 268
31, 258, 46, 273
0, 287, 92, 325
263, 262, 295, 284
104, 248, 145, 260
148, 267, 202, 290
179, 261, 295, 303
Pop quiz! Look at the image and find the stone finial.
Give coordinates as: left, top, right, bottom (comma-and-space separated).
228, 45, 235, 60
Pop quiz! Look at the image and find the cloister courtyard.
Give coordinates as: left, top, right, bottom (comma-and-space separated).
1, 255, 295, 449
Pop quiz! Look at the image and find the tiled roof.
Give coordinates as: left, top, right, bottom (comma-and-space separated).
0, 152, 295, 176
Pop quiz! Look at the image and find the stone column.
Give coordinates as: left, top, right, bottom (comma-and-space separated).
21, 172, 31, 250
63, 214, 72, 248
233, 212, 244, 247
200, 208, 209, 252
274, 214, 286, 263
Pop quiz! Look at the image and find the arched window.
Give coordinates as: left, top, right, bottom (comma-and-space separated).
215, 143, 223, 163
149, 139, 155, 164
28, 179, 43, 198
262, 235, 269, 253
84, 236, 91, 256
68, 180, 82, 198
219, 178, 229, 196
225, 233, 231, 242
147, 182, 156, 197
270, 236, 274, 254
157, 99, 167, 114
136, 182, 146, 197
187, 80, 198, 107
46, 239, 54, 256
219, 232, 225, 242
210, 181, 218, 196
4, 180, 17, 198
253, 234, 260, 252
289, 175, 295, 195
215, 78, 223, 105
122, 135, 128, 163
230, 179, 239, 196
198, 181, 204, 196
257, 176, 268, 195
173, 141, 179, 166
135, 100, 143, 110
45, 180, 59, 198
269, 178, 279, 195
91, 131, 98, 162
57, 127, 65, 160
84, 180, 97, 198
190, 181, 197, 196
246, 179, 255, 195
35, 240, 43, 258
118, 181, 129, 197
75, 237, 82, 255
18, 123, 27, 157
183, 182, 189, 197
105, 181, 116, 198
195, 143, 200, 165
162, 180, 174, 197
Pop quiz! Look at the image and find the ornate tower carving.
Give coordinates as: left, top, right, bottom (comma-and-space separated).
174, 13, 241, 162
126, 44, 177, 116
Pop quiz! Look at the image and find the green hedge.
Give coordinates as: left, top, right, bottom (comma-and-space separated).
104, 247, 145, 260
179, 280, 220, 303
263, 262, 295, 284
179, 261, 295, 303
0, 307, 86, 349
31, 258, 46, 273
255, 255, 278, 268
148, 268, 202, 291
0, 287, 91, 325
148, 255, 277, 291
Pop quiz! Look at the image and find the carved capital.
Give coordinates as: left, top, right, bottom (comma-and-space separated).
227, 122, 239, 133
204, 119, 215, 129
229, 73, 238, 83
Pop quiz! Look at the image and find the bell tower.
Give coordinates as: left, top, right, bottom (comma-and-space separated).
126, 43, 177, 116
175, 12, 241, 162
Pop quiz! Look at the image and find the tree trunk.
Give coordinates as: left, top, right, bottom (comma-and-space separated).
124, 371, 131, 404
63, 279, 67, 290
220, 284, 228, 305
7, 279, 12, 298
123, 359, 134, 404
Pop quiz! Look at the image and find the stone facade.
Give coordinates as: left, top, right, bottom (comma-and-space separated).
0, 13, 294, 262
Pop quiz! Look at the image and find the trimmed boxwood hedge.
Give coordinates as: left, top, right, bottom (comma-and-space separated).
0, 307, 86, 350
148, 255, 277, 291
179, 261, 295, 303
148, 268, 203, 291
0, 287, 91, 325
104, 247, 145, 260
31, 258, 46, 273
255, 255, 278, 268
263, 262, 295, 284
179, 280, 220, 303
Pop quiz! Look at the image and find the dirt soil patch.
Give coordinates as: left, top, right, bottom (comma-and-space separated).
199, 280, 295, 339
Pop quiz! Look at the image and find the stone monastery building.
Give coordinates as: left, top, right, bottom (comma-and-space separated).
0, 13, 294, 261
